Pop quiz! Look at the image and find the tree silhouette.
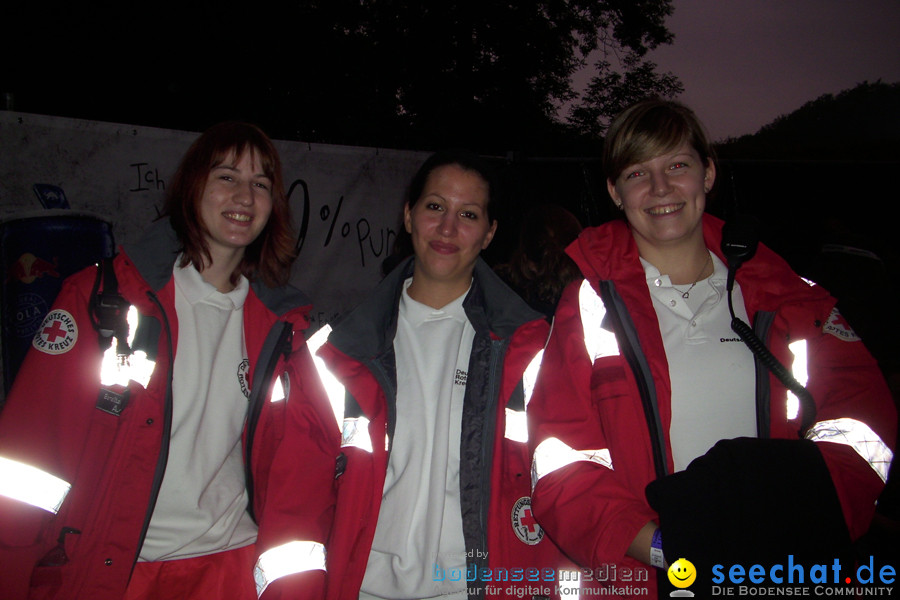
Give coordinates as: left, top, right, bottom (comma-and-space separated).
277, 0, 681, 152
4, 0, 680, 154
716, 80, 900, 161
568, 51, 684, 137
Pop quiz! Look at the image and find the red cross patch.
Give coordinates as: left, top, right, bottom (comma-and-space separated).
33, 309, 78, 355
823, 307, 860, 342
237, 358, 250, 398
511, 496, 544, 545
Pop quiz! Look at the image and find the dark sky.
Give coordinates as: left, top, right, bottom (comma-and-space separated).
643, 0, 900, 141
5, 1, 899, 147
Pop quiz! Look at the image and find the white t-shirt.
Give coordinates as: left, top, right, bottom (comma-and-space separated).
642, 253, 756, 472
139, 261, 257, 561
359, 279, 473, 600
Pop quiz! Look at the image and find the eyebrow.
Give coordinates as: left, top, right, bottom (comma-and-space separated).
212, 164, 271, 180
664, 149, 697, 160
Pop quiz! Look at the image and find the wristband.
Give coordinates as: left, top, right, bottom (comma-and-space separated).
650, 528, 666, 570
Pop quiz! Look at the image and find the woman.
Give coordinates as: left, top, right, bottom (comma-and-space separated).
0, 122, 337, 599
313, 150, 574, 599
494, 203, 583, 320
527, 99, 896, 597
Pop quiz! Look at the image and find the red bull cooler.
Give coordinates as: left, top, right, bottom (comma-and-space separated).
1, 210, 114, 396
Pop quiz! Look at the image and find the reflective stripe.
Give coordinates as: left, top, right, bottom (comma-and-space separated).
531, 437, 613, 489
309, 324, 388, 450
271, 375, 286, 403
785, 340, 808, 420
806, 418, 894, 483
579, 280, 620, 362
507, 349, 545, 443
522, 349, 544, 407
100, 306, 155, 387
0, 456, 71, 514
254, 540, 326, 596
305, 323, 332, 355
342, 417, 373, 453
505, 408, 528, 443
307, 324, 345, 430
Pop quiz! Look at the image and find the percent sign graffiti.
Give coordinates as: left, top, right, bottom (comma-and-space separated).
320, 195, 350, 246
291, 178, 354, 256
289, 179, 396, 269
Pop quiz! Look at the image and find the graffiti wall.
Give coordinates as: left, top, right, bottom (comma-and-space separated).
0, 111, 429, 325
0, 111, 429, 397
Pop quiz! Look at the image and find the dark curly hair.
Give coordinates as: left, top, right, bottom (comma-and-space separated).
495, 204, 583, 317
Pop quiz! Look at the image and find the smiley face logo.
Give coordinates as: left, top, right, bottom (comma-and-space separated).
667, 558, 696, 589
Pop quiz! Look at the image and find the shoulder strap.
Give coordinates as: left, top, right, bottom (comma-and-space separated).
89, 257, 131, 354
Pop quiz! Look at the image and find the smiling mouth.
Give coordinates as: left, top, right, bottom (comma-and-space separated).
430, 241, 458, 254
646, 203, 684, 216
223, 212, 252, 223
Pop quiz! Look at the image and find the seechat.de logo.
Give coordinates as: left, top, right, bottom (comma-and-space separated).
710, 554, 896, 596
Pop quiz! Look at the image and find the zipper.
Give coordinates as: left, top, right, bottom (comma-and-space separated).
132, 290, 174, 568
752, 311, 775, 438
599, 281, 668, 480
244, 320, 294, 523
479, 339, 505, 556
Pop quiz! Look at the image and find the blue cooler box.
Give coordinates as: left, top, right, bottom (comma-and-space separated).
1, 210, 115, 395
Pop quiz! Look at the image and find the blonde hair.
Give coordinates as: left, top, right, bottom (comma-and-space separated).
603, 98, 715, 183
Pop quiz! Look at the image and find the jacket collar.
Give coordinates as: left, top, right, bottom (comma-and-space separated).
122, 218, 311, 317
328, 256, 543, 361
567, 213, 828, 312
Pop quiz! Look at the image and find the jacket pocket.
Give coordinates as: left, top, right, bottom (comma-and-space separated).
589, 358, 631, 403
28, 527, 82, 600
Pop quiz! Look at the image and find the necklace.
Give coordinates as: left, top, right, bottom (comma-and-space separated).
671, 253, 712, 299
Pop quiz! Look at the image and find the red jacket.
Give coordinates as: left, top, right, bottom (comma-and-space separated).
0, 221, 338, 600
315, 258, 576, 600
528, 215, 897, 598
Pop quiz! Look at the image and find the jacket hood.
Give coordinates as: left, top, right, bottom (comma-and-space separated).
327, 256, 544, 361
122, 218, 312, 318
567, 213, 830, 311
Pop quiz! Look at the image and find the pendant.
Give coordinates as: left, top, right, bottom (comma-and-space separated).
681, 291, 690, 299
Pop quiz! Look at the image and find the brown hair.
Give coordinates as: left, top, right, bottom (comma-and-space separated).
494, 204, 583, 317
603, 98, 715, 184
163, 121, 296, 287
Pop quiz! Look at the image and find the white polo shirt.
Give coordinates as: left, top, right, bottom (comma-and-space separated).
360, 279, 473, 600
139, 261, 257, 561
642, 253, 756, 472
